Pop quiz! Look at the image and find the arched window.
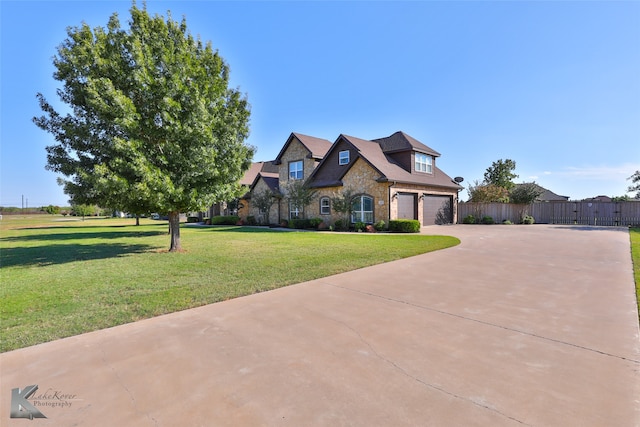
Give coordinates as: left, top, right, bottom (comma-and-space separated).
351, 195, 373, 223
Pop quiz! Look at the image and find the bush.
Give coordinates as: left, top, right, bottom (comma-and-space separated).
211, 215, 240, 225
186, 216, 200, 223
521, 215, 535, 225
334, 219, 348, 231
354, 221, 366, 232
308, 218, 323, 229
245, 215, 257, 226
462, 214, 476, 224
502, 219, 513, 225
389, 219, 420, 233
481, 215, 494, 225
374, 220, 386, 231
289, 219, 309, 229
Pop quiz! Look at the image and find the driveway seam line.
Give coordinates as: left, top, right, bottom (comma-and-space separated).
320, 282, 640, 365
324, 314, 531, 426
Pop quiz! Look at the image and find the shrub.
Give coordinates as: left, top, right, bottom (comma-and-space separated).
374, 220, 386, 231
211, 215, 240, 225
245, 215, 257, 226
389, 219, 420, 233
481, 215, 494, 225
502, 219, 513, 225
354, 221, 366, 232
186, 216, 200, 223
308, 218, 323, 229
289, 219, 311, 229
463, 214, 476, 224
334, 219, 348, 231
521, 215, 535, 225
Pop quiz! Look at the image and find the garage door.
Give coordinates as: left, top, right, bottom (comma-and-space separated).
397, 193, 417, 220
423, 195, 453, 225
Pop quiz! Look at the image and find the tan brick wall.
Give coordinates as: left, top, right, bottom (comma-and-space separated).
313, 158, 391, 226
276, 138, 319, 221
247, 178, 280, 224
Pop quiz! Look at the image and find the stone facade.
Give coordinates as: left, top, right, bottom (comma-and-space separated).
276, 138, 321, 221
247, 177, 280, 225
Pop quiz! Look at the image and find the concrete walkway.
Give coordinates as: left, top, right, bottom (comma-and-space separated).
2, 225, 639, 426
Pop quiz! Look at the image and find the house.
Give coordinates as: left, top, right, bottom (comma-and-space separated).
512, 183, 570, 202
240, 131, 462, 227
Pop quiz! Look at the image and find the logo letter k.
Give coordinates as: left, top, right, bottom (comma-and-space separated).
10, 385, 47, 419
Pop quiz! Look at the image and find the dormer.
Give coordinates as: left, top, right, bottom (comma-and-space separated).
373, 131, 440, 174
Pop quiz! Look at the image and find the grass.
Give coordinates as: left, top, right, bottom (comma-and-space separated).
0, 215, 460, 352
631, 228, 640, 323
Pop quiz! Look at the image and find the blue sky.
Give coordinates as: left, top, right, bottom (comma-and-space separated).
1, 1, 639, 207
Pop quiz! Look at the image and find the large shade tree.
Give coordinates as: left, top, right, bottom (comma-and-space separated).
34, 4, 254, 251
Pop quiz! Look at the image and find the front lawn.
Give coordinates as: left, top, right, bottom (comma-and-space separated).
0, 216, 459, 352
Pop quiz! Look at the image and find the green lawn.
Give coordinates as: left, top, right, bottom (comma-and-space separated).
0, 215, 460, 352
631, 228, 640, 323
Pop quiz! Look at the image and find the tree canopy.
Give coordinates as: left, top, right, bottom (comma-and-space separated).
34, 4, 253, 251
483, 159, 518, 190
628, 170, 640, 199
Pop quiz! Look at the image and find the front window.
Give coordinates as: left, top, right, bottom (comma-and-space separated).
289, 202, 301, 219
339, 150, 350, 165
289, 160, 303, 180
351, 195, 373, 223
415, 153, 432, 173
320, 197, 331, 215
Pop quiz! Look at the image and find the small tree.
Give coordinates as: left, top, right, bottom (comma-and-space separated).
484, 159, 518, 191
509, 183, 544, 204
330, 187, 356, 229
71, 204, 94, 220
468, 181, 510, 203
283, 180, 317, 219
627, 170, 640, 199
250, 189, 278, 224
43, 205, 61, 215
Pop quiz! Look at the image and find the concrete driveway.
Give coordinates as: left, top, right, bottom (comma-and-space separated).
1, 225, 639, 426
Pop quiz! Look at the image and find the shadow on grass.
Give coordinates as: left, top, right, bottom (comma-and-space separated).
0, 242, 155, 268
1, 227, 167, 242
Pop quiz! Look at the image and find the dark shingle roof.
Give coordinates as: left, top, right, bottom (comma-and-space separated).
373, 131, 441, 157
340, 135, 460, 190
240, 161, 277, 186
274, 132, 332, 163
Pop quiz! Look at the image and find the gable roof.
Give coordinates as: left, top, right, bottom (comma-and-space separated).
274, 132, 332, 164
240, 161, 278, 186
249, 172, 279, 194
373, 131, 441, 157
307, 133, 461, 190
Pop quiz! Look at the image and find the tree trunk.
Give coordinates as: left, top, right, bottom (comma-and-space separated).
135, 215, 140, 226
168, 211, 181, 252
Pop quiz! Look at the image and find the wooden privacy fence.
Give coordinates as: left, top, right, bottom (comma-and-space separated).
458, 201, 640, 226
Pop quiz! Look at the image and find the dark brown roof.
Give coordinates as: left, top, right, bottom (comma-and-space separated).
320, 134, 460, 190
240, 161, 278, 186
513, 183, 569, 201
373, 131, 441, 157
274, 132, 332, 163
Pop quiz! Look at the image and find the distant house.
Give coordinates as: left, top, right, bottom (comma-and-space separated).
583, 195, 612, 203
512, 183, 569, 202
240, 131, 462, 226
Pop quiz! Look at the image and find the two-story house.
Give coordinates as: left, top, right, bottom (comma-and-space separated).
240, 131, 462, 227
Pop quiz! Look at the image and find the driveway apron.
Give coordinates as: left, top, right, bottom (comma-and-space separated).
1, 225, 639, 426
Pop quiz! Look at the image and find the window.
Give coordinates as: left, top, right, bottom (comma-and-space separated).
289, 203, 301, 219
351, 195, 374, 223
320, 197, 331, 215
415, 153, 432, 173
339, 150, 350, 165
289, 160, 303, 180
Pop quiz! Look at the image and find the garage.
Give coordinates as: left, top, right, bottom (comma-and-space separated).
423, 195, 453, 225
397, 193, 417, 220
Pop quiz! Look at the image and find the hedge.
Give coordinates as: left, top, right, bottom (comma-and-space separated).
210, 215, 240, 225
388, 219, 420, 233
